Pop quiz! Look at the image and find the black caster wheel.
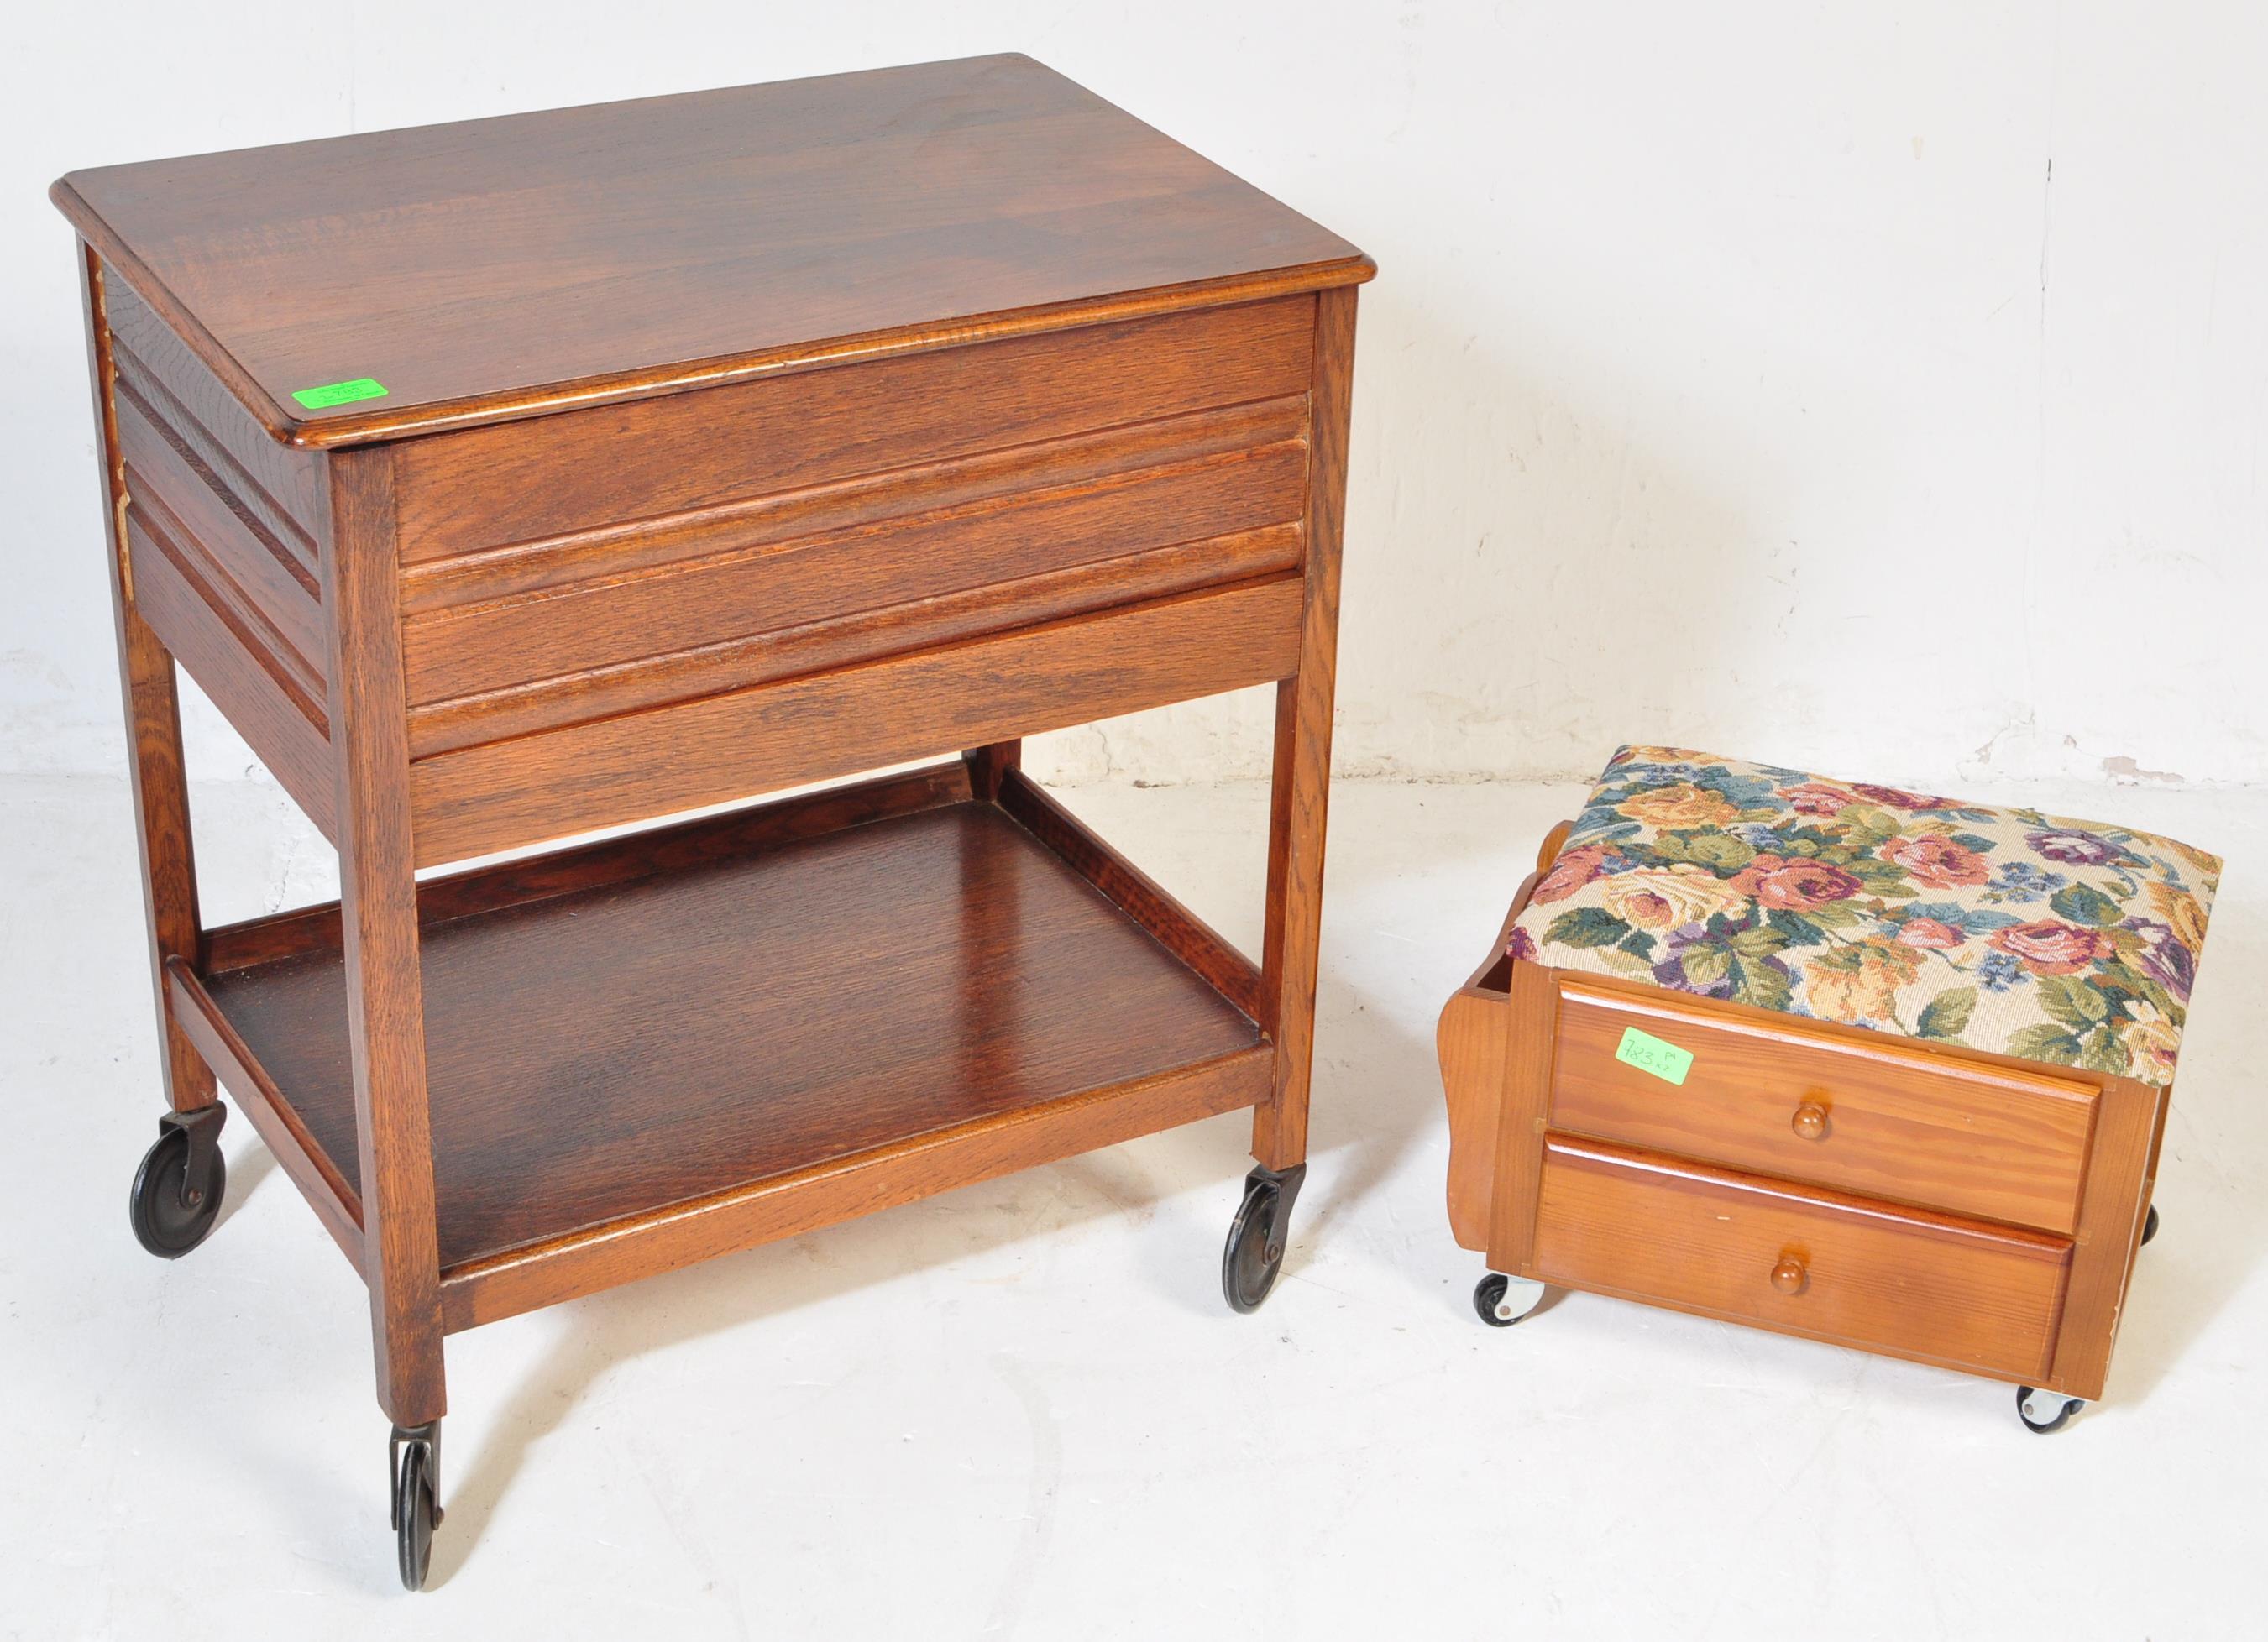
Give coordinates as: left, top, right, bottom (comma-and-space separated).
1221, 1163, 1306, 1314
391, 1423, 443, 1592
2016, 1385, 2083, 1435
1473, 1272, 1544, 1326
128, 1107, 227, 1258
2142, 1203, 2160, 1246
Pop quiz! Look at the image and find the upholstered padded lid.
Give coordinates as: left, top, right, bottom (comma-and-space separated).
1511, 745, 2220, 1085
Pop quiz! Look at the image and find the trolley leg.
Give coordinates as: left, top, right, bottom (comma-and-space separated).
963, 740, 1022, 802
1253, 285, 1358, 1174
115, 619, 216, 1115
325, 447, 448, 1433
79, 244, 213, 1118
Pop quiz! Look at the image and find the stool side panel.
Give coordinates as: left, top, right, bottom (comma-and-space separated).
1440, 989, 1508, 1252
2046, 1074, 2166, 1400
1482, 954, 1558, 1276
1439, 868, 1540, 1252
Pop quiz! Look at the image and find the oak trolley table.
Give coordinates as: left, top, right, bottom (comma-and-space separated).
54, 55, 1371, 1587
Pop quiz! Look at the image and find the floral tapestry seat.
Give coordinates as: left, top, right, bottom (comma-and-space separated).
1509, 746, 2221, 1086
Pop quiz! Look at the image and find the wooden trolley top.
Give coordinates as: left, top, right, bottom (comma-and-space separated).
51, 53, 1372, 448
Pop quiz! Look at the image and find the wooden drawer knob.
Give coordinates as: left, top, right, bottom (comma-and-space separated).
1791, 1101, 1831, 1141
1770, 1255, 1807, 1294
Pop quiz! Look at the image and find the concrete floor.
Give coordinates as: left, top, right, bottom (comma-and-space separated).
3, 769, 2261, 1638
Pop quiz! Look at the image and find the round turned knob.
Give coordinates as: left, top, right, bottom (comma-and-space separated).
1770, 1255, 1807, 1294
1791, 1101, 1830, 1141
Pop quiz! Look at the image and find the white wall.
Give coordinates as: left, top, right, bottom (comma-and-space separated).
6, 3, 2263, 792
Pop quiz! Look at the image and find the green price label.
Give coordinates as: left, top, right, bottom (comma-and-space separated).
291, 377, 389, 410
1614, 1025, 1694, 1085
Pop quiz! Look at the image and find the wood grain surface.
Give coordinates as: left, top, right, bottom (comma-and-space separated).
102, 275, 325, 536
167, 956, 363, 1264
1437, 876, 1535, 1252
442, 1045, 1270, 1331
997, 767, 1264, 1022
1548, 980, 2098, 1234
321, 446, 448, 1426
115, 382, 327, 689
123, 505, 338, 835
400, 438, 1306, 707
1534, 1137, 2071, 1380
397, 395, 1304, 610
53, 55, 1371, 445
1252, 285, 1359, 1170
1482, 954, 1560, 1274
1438, 829, 1572, 1251
202, 761, 978, 973
403, 527, 1302, 759
390, 298, 1313, 559
78, 248, 217, 1116
62, 57, 1371, 1411
204, 801, 1265, 1273
380, 298, 1316, 779
405, 573, 1304, 866
2047, 1074, 2165, 1399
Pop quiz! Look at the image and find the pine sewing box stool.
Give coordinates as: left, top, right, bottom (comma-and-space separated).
55, 55, 1372, 1587
1438, 745, 2221, 1431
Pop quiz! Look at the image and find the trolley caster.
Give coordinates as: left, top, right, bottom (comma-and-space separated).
1221, 1162, 1306, 1314
2016, 1385, 2083, 1435
1474, 1272, 1545, 1327
390, 1421, 443, 1591
2142, 1203, 2160, 1246
128, 1106, 227, 1258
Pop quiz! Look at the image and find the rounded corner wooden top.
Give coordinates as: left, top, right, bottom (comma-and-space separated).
54, 54, 1375, 450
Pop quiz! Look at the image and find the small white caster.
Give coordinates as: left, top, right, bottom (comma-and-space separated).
1473, 1272, 1546, 1327
2017, 1384, 2083, 1434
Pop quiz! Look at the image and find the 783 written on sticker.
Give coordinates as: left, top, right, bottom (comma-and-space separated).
1613, 1025, 1694, 1085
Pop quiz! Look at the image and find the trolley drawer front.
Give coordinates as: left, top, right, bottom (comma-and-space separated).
403, 573, 1304, 868
389, 296, 1315, 562
397, 424, 1307, 714
390, 296, 1317, 758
